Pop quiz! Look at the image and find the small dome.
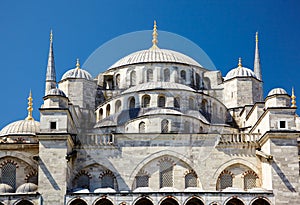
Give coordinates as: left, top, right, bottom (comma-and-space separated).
109, 48, 202, 69
0, 119, 40, 137
61, 68, 92, 81
16, 183, 38, 193
267, 88, 288, 97
47, 88, 66, 97
61, 59, 92, 81
0, 183, 14, 193
224, 58, 257, 81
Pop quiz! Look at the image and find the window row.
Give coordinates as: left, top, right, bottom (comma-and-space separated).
97, 95, 212, 121
217, 169, 258, 191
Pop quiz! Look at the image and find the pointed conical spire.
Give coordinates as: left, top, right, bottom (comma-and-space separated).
150, 20, 159, 49
25, 90, 34, 120
291, 87, 297, 108
45, 29, 57, 95
254, 32, 262, 80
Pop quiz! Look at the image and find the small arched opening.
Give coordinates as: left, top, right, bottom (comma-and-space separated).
69, 199, 88, 205
134, 197, 153, 205
225, 198, 245, 205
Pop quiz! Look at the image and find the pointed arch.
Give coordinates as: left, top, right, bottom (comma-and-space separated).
184, 197, 204, 205
250, 197, 271, 205
159, 196, 179, 205
139, 121, 146, 133
133, 197, 154, 205
69, 198, 88, 205
224, 197, 245, 205
94, 198, 114, 205
15, 200, 34, 205
130, 70, 136, 86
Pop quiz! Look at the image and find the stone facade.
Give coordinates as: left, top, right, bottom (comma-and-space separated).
0, 25, 299, 205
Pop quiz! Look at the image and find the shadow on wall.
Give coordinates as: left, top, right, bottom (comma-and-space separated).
271, 161, 296, 192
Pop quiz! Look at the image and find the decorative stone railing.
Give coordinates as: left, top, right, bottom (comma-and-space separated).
218, 133, 260, 144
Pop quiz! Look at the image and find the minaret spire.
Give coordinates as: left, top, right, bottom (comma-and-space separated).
151, 20, 159, 49
25, 90, 34, 121
45, 29, 57, 95
254, 32, 262, 80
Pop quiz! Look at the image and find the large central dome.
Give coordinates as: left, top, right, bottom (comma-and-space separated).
109, 48, 202, 70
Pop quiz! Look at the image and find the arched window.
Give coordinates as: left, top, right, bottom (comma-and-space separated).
130, 71, 136, 86
158, 96, 166, 107
186, 198, 204, 205
69, 199, 88, 205
116, 74, 120, 89
135, 171, 149, 188
106, 104, 110, 117
185, 171, 197, 188
161, 119, 169, 133
95, 199, 113, 205
100, 171, 116, 189
244, 171, 258, 190
146, 69, 153, 82
201, 99, 208, 113
129, 97, 135, 109
164, 68, 170, 82
115, 100, 122, 113
161, 198, 179, 205
142, 95, 151, 108
225, 198, 244, 205
252, 198, 271, 205
99, 108, 103, 120
1, 162, 17, 190
217, 170, 233, 190
189, 98, 195, 110
134, 198, 153, 205
180, 70, 186, 83
174, 97, 180, 108
196, 73, 200, 89
139, 122, 145, 133
76, 174, 90, 189
15, 200, 34, 205
159, 160, 173, 188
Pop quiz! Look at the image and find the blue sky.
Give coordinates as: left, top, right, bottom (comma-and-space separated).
0, 0, 299, 128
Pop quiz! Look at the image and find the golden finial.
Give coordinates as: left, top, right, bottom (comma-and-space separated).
151, 20, 159, 49
76, 58, 80, 70
255, 31, 258, 43
291, 87, 297, 108
25, 90, 34, 120
50, 29, 53, 42
238, 57, 242, 67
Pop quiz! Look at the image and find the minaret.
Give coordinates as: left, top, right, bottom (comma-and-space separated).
291, 87, 297, 108
254, 32, 262, 81
45, 30, 56, 95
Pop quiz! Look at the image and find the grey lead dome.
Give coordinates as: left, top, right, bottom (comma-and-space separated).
109, 48, 202, 69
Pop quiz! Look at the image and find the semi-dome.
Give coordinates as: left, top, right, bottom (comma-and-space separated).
109, 48, 202, 69
224, 58, 257, 81
0, 119, 40, 137
47, 88, 66, 97
16, 183, 38, 193
61, 59, 93, 81
267, 88, 288, 97
0, 183, 14, 193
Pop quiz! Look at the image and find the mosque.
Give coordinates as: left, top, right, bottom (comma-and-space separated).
0, 22, 299, 205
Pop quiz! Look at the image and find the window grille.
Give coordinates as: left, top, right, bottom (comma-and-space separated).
158, 96, 166, 107
164, 69, 170, 82
130, 71, 136, 86
77, 174, 90, 189
159, 160, 173, 187
1, 162, 16, 189
139, 122, 145, 133
244, 173, 257, 190
161, 120, 169, 133
136, 175, 149, 187
146, 69, 153, 82
101, 174, 114, 189
185, 172, 197, 188
219, 173, 233, 190
27, 174, 38, 184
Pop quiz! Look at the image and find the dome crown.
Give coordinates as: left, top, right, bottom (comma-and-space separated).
267, 88, 288, 97
47, 88, 66, 97
61, 59, 93, 81
225, 58, 257, 81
